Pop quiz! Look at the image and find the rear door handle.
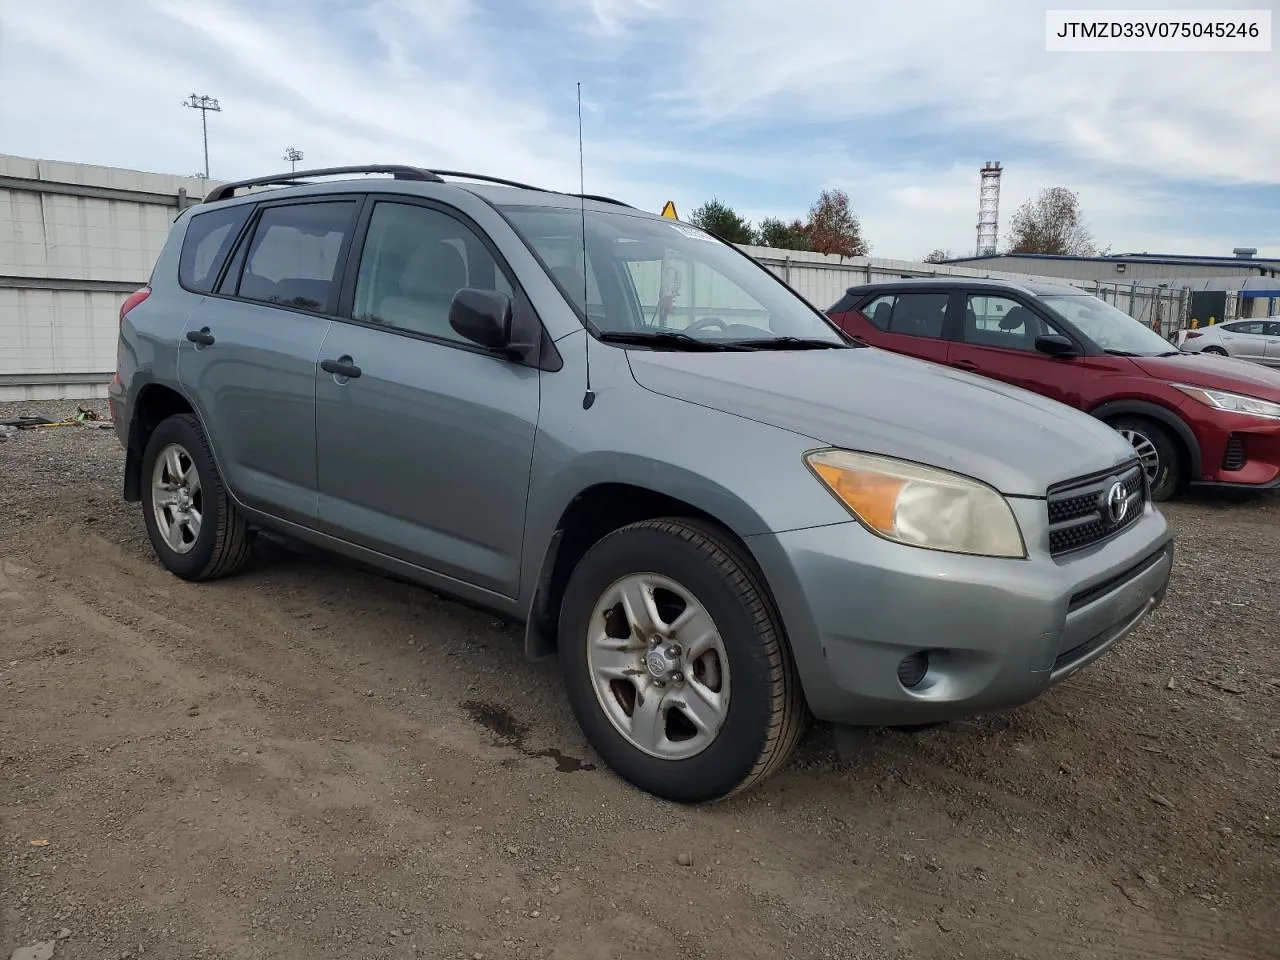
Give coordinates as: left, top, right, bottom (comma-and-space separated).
321, 357, 362, 379
185, 327, 215, 346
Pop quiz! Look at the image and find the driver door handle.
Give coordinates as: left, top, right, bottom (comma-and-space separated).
321, 357, 362, 379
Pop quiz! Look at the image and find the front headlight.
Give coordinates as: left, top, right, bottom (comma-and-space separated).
805, 449, 1026, 558
1172, 383, 1280, 421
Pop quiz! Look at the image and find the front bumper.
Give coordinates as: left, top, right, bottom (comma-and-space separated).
748, 498, 1173, 726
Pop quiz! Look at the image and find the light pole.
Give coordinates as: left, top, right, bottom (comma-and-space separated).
182, 93, 222, 180
283, 146, 304, 174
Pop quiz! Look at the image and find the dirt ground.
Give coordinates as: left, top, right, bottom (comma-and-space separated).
1, 399, 1277, 960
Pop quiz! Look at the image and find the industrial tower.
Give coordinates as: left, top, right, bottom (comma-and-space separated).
975, 161, 1002, 256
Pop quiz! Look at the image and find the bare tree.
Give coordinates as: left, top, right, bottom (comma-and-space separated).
1007, 187, 1098, 256
922, 249, 953, 263
806, 189, 869, 258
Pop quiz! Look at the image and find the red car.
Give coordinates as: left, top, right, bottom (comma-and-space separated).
826, 278, 1280, 501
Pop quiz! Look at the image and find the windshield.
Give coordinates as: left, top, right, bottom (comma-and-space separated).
1041, 294, 1177, 356
500, 205, 846, 345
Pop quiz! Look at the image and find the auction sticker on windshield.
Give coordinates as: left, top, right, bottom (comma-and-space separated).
669, 223, 718, 243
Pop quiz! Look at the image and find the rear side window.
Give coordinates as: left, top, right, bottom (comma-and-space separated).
178, 205, 251, 293
235, 201, 357, 314
857, 292, 950, 339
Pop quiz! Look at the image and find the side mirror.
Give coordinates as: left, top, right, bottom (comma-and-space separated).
449, 288, 514, 350
1035, 333, 1078, 357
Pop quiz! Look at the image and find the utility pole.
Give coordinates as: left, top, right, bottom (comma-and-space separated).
282, 146, 304, 174
182, 93, 222, 180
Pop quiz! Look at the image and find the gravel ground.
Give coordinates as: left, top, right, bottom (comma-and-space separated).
1, 399, 1277, 960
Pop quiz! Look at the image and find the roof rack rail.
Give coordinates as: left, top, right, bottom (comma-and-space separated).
203, 165, 443, 204
430, 171, 633, 208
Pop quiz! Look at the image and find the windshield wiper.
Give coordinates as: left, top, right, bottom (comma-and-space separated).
1104, 348, 1143, 357
724, 336, 849, 350
597, 331, 740, 351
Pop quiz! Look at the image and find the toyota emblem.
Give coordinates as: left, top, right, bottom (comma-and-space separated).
1105, 480, 1128, 525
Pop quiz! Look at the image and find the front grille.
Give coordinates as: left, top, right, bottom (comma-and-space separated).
1223, 434, 1246, 471
1047, 462, 1146, 557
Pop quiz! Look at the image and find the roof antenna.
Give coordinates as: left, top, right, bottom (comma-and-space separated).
578, 81, 595, 411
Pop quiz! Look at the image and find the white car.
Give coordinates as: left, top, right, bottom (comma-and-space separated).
1181, 318, 1280, 366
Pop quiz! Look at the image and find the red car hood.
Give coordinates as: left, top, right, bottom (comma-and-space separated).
1133, 353, 1280, 399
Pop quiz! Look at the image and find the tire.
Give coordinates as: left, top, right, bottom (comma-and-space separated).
557, 518, 806, 803
1109, 416, 1181, 502
140, 413, 254, 581
1202, 346, 1227, 356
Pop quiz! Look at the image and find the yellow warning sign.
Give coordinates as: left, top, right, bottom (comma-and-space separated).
660, 201, 678, 220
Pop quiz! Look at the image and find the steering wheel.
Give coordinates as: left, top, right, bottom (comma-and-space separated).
685, 316, 728, 333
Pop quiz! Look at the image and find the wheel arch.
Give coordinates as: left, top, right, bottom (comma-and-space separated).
523, 482, 780, 662
123, 381, 200, 502
1089, 398, 1201, 480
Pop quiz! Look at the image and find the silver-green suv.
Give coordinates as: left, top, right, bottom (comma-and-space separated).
109, 165, 1174, 802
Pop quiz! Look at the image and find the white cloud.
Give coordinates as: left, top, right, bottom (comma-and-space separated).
0, 0, 1274, 262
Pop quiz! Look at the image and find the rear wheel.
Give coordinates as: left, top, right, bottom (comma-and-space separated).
557, 518, 806, 803
140, 413, 255, 581
1202, 346, 1227, 356
1109, 416, 1181, 502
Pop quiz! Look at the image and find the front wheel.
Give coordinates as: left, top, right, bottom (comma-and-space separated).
1110, 416, 1181, 502
557, 518, 806, 803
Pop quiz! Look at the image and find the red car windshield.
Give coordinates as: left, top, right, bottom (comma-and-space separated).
1042, 295, 1179, 357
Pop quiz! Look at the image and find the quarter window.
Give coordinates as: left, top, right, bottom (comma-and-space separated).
351, 201, 514, 342
179, 205, 251, 293
235, 201, 357, 313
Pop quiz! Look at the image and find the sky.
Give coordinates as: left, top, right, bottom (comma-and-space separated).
1, 0, 1277, 260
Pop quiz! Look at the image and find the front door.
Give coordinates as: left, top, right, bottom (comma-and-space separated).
314, 199, 540, 598
944, 293, 1085, 408
178, 197, 360, 524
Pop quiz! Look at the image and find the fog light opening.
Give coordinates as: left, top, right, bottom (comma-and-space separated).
897, 651, 930, 689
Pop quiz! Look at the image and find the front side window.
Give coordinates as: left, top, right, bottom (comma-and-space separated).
1041, 294, 1177, 356
500, 205, 846, 347
963, 295, 1055, 351
179, 205, 250, 293
351, 201, 514, 341
236, 201, 356, 313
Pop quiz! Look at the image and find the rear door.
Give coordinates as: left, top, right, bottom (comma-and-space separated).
944, 292, 1086, 407
178, 197, 360, 525
854, 290, 952, 364
313, 197, 541, 598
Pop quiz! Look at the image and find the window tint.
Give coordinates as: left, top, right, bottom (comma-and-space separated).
351, 201, 513, 341
963, 295, 1053, 351
886, 293, 949, 339
1264, 321, 1280, 336
857, 294, 896, 331
236, 201, 356, 313
1226, 320, 1264, 335
179, 205, 250, 293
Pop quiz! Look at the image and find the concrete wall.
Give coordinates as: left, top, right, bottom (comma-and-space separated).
0, 154, 212, 400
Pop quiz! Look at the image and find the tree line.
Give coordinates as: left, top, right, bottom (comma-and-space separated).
688, 185, 1099, 262
688, 188, 871, 258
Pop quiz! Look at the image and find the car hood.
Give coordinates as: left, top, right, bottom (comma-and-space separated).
626, 346, 1137, 497
1134, 353, 1280, 398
